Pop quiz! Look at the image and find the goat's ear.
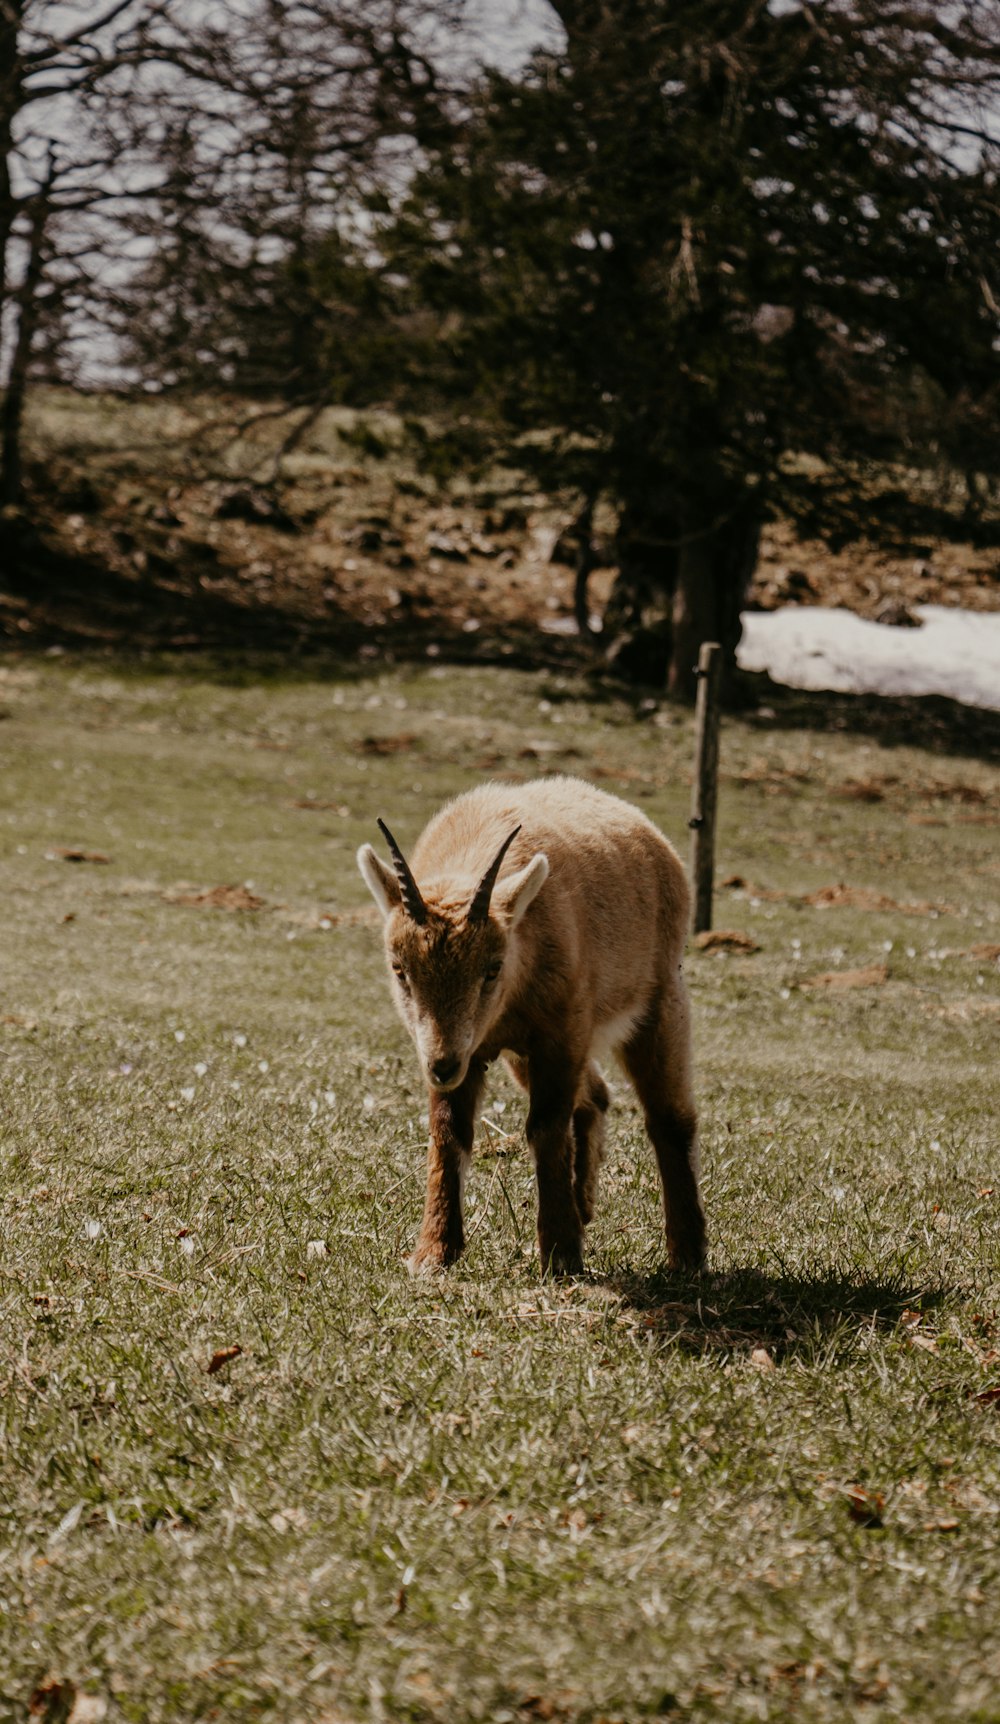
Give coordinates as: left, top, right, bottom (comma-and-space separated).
494, 852, 548, 926
357, 844, 401, 920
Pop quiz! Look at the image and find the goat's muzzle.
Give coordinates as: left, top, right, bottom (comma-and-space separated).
427, 1052, 468, 1092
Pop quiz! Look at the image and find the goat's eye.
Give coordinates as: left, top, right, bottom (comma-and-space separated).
392, 963, 408, 986
483, 962, 502, 986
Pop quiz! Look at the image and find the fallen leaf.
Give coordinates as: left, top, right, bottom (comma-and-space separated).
854, 1669, 892, 1703
974, 1384, 1000, 1406
924, 1518, 959, 1532
28, 1682, 105, 1724
804, 883, 897, 910
801, 964, 888, 991
358, 732, 418, 755
802, 882, 951, 916
736, 764, 809, 789
721, 877, 788, 901
29, 1679, 76, 1722
206, 1344, 243, 1375
751, 1346, 776, 1373
694, 929, 761, 954
45, 847, 110, 864
844, 1485, 885, 1528
936, 998, 1000, 1022
167, 884, 266, 911
920, 781, 988, 805
968, 943, 1000, 963
519, 1694, 578, 1722
721, 876, 951, 915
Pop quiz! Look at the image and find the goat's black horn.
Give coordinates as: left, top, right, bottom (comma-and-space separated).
377, 818, 427, 924
469, 826, 521, 924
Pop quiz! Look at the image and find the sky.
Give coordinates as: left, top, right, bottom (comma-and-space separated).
466, 0, 560, 65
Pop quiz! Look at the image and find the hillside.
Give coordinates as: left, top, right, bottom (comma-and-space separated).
4, 391, 999, 668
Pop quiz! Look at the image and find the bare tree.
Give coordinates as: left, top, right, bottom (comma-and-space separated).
111, 1, 462, 410
0, 0, 464, 503
0, 0, 193, 501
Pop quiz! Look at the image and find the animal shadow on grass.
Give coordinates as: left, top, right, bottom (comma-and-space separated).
602, 1263, 948, 1360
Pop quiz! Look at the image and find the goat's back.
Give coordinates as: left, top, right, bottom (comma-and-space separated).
412, 778, 688, 1013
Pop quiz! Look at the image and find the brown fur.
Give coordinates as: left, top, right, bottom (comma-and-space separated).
357, 777, 705, 1276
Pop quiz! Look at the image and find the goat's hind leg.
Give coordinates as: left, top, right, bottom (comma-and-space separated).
622, 982, 706, 1271
526, 1052, 586, 1276
572, 1063, 610, 1227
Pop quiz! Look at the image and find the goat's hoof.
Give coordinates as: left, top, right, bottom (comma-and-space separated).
407, 1237, 461, 1276
667, 1241, 708, 1274
541, 1241, 584, 1278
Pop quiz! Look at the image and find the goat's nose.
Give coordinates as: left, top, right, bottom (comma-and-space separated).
430, 1055, 461, 1087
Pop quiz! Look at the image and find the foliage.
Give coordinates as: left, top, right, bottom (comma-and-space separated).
378, 1, 1000, 690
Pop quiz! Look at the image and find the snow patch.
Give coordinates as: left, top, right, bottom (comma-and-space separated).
738, 604, 1000, 712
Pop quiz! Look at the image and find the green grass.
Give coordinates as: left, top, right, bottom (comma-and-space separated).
1, 656, 998, 1723
22, 387, 409, 477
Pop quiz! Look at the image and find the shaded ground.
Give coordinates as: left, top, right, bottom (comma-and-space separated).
742, 675, 1000, 764
6, 391, 999, 667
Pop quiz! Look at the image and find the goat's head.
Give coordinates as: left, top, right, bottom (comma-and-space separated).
357, 820, 548, 1092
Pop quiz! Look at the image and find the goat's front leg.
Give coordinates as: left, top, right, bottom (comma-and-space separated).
526, 1054, 585, 1276
409, 1062, 485, 1273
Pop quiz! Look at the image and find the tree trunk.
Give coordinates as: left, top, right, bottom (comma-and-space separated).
0, 3, 23, 328
668, 532, 717, 702
606, 499, 674, 618
569, 495, 597, 636
667, 500, 762, 703
1, 172, 50, 506
604, 489, 761, 699
600, 500, 679, 681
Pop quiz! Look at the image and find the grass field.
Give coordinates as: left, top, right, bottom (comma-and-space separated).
1, 655, 998, 1722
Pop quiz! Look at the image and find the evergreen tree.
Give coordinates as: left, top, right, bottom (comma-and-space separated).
386, 0, 1000, 695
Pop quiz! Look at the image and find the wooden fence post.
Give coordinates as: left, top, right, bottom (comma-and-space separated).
689, 640, 722, 935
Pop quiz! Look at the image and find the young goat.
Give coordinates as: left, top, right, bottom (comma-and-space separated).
357, 777, 704, 1275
